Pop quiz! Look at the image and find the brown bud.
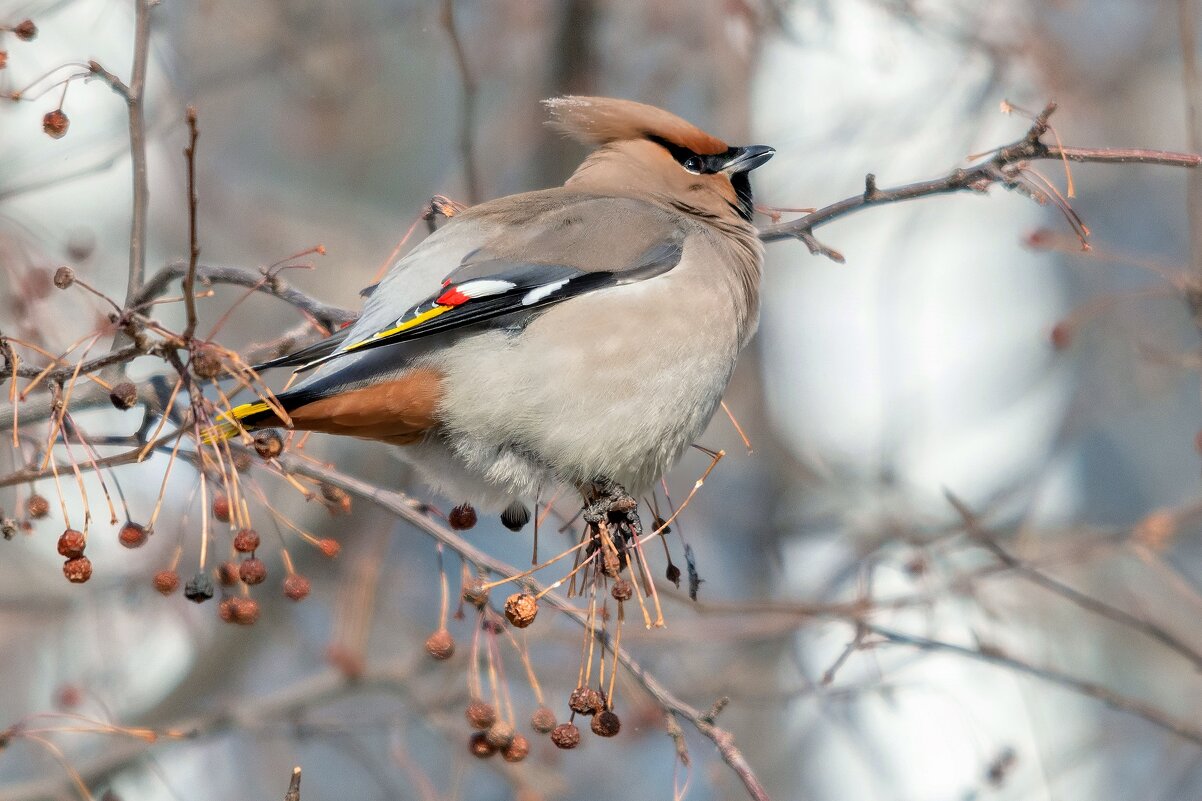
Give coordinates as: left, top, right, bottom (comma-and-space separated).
469, 731, 497, 759
448, 503, 477, 530
117, 521, 148, 548
252, 430, 283, 459
232, 528, 259, 553
485, 721, 515, 749
317, 538, 340, 558
63, 556, 92, 583
109, 382, 138, 410
57, 528, 86, 558
52, 265, 74, 289
26, 494, 50, 519
591, 710, 620, 737
610, 578, 633, 601
153, 569, 180, 595
425, 628, 455, 660
465, 700, 497, 730
13, 19, 37, 41
283, 574, 311, 601
568, 686, 603, 716
231, 596, 260, 625
239, 557, 266, 585
530, 706, 557, 733
550, 723, 581, 750
42, 109, 69, 139
501, 733, 530, 763
462, 578, 488, 609
504, 592, 538, 628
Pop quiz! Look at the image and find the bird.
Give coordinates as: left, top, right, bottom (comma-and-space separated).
211, 96, 774, 532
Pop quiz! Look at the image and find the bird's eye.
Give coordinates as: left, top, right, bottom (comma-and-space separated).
682, 155, 704, 174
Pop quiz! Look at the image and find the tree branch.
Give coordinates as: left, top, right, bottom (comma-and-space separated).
756, 103, 1202, 258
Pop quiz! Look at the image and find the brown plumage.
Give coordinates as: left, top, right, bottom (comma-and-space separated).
545, 96, 729, 155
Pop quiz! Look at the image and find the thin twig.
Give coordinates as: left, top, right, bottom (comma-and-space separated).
440, 0, 481, 204
182, 107, 201, 340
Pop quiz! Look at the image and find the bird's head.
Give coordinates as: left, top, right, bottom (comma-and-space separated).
545, 96, 774, 225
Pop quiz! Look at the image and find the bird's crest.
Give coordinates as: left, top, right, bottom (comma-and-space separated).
544, 96, 728, 156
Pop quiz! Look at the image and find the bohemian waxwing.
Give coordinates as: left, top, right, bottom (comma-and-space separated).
215, 96, 774, 528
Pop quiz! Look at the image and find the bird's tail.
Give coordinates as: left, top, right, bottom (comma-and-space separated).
201, 399, 282, 444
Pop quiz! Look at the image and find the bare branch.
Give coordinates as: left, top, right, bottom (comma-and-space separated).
757, 103, 1201, 258
182, 107, 201, 341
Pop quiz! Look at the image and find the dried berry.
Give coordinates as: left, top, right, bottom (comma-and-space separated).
1050, 321, 1072, 350
610, 578, 633, 601
212, 494, 230, 522
109, 382, 137, 410
57, 528, 86, 558
253, 430, 283, 459
238, 557, 266, 585
56, 684, 82, 708
117, 521, 147, 549
665, 563, 682, 587
591, 710, 620, 737
461, 579, 488, 609
0, 51, 7, 70
1, 518, 16, 540
448, 503, 477, 530
465, 700, 497, 730
26, 494, 49, 519
501, 733, 529, 762
218, 596, 236, 622
13, 19, 36, 41
485, 721, 515, 749
321, 485, 351, 515
231, 450, 252, 472
424, 628, 454, 660
184, 572, 214, 602
231, 596, 260, 625
53, 266, 75, 290
550, 723, 581, 749
232, 528, 259, 553
530, 706, 557, 733
569, 686, 604, 716
153, 569, 180, 595
42, 110, 69, 139
504, 592, 538, 628
283, 574, 311, 601
65, 228, 95, 261
469, 731, 497, 759
217, 561, 240, 586
63, 556, 92, 583
190, 347, 222, 379
317, 538, 340, 558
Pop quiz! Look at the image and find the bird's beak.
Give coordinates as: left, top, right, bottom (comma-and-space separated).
722, 144, 775, 174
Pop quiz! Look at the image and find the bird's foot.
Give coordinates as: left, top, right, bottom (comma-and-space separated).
582, 479, 643, 544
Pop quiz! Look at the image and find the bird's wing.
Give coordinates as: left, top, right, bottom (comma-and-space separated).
290, 193, 688, 373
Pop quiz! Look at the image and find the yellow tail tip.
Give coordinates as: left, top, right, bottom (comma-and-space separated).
201, 400, 273, 444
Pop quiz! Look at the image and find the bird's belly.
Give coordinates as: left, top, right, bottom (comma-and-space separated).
433, 279, 740, 496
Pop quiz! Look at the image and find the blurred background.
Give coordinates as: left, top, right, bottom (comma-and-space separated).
3, 1, 1202, 799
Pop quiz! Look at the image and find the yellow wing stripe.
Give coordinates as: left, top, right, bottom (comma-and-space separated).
342, 304, 454, 353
